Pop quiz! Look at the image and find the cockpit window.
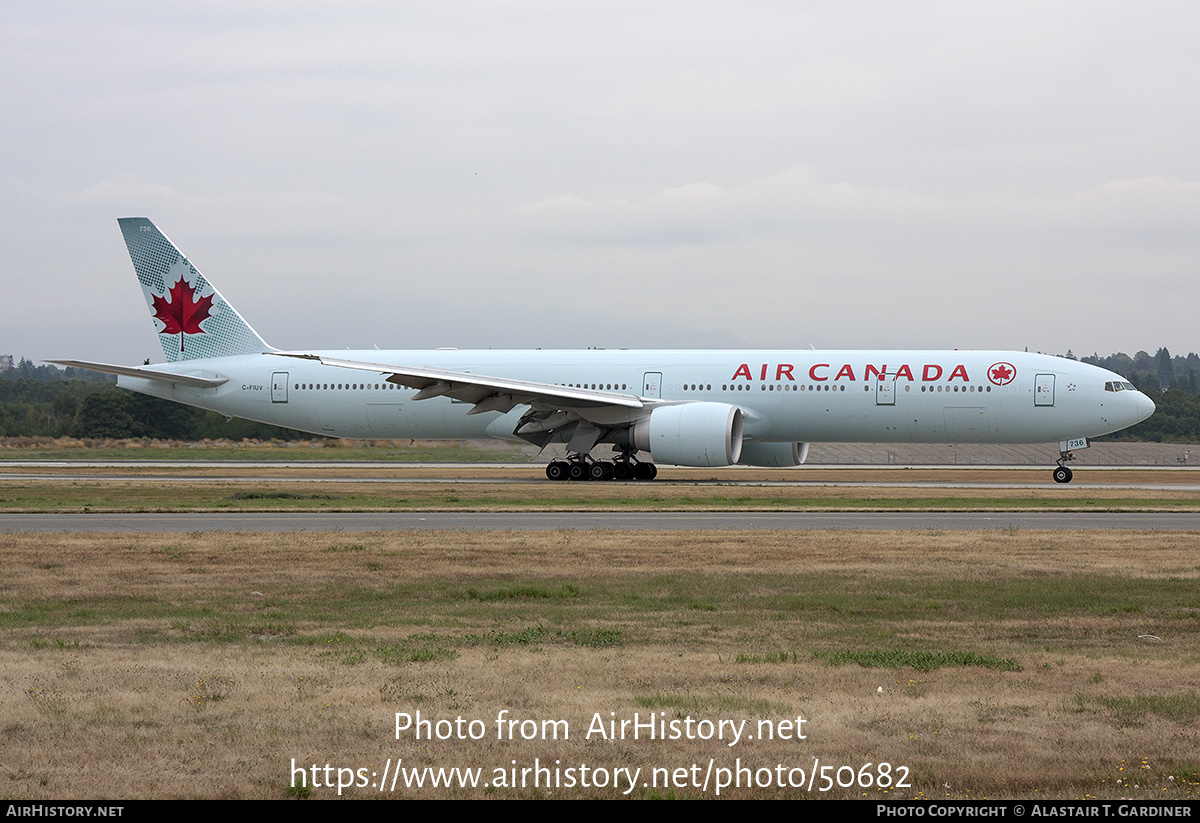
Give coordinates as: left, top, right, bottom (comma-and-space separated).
1104, 381, 1138, 392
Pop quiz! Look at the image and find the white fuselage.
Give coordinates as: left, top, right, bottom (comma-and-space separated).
118, 348, 1154, 450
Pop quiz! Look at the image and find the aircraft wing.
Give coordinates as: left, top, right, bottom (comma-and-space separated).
44, 360, 229, 389
272, 352, 655, 449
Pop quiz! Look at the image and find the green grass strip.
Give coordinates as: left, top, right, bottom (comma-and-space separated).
816, 648, 1021, 671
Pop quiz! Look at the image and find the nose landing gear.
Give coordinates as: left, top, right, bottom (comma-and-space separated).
1052, 447, 1076, 484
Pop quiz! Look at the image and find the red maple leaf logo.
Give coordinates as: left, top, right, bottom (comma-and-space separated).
988, 362, 1016, 386
152, 278, 213, 339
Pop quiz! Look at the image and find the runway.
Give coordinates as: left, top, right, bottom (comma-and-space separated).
2, 511, 1198, 532
5, 460, 1198, 531
5, 473, 1200, 492
4, 461, 1200, 491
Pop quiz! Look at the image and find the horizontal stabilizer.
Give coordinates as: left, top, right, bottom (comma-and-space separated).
45, 360, 229, 388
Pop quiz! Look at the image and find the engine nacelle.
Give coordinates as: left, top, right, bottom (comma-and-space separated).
738, 441, 810, 467
630, 402, 744, 467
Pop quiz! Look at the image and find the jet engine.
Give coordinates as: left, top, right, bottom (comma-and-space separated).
630, 402, 744, 467
737, 441, 810, 467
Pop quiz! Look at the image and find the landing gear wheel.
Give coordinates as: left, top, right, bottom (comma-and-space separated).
633, 462, 658, 481
568, 461, 588, 482
1053, 466, 1073, 484
546, 461, 569, 481
613, 461, 632, 481
589, 461, 615, 481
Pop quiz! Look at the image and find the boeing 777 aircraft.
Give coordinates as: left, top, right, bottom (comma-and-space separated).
51, 218, 1155, 483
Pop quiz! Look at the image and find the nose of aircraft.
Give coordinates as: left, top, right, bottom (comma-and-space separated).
1138, 392, 1156, 423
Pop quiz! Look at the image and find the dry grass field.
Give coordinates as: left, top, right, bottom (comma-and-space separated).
2, 528, 1199, 799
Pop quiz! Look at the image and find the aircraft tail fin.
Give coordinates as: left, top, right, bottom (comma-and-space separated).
118, 217, 272, 362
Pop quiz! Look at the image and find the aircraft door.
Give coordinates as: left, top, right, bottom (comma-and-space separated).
875, 377, 895, 405
1034, 374, 1055, 406
642, 372, 662, 399
271, 372, 289, 403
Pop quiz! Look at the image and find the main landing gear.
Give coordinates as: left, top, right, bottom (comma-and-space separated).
1053, 448, 1075, 484
544, 450, 658, 481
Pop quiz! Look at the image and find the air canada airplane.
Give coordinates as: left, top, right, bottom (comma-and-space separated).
51, 218, 1155, 483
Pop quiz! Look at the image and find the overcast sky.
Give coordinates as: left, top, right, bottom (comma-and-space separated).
4, 1, 1198, 365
